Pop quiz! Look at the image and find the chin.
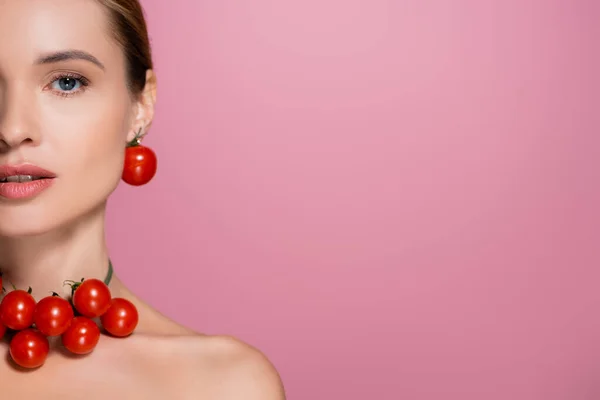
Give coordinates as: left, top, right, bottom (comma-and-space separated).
0, 209, 65, 237
0, 201, 105, 239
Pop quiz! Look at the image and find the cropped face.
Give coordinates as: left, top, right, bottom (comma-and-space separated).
0, 0, 151, 236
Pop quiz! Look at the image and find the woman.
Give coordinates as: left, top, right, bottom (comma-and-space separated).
0, 0, 285, 398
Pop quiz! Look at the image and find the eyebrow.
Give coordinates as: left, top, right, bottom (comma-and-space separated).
35, 50, 105, 70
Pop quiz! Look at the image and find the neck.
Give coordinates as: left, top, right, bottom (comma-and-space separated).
0, 207, 111, 300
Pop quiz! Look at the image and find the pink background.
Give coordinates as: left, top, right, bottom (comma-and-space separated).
106, 1, 600, 398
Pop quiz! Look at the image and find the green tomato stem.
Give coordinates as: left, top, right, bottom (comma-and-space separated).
126, 128, 145, 148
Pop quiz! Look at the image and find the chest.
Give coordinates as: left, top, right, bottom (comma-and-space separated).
0, 335, 205, 399
1, 362, 159, 399
3, 377, 203, 400
0, 339, 163, 399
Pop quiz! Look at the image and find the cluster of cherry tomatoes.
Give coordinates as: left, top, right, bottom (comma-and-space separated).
0, 275, 139, 369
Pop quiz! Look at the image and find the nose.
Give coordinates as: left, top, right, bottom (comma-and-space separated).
0, 83, 39, 152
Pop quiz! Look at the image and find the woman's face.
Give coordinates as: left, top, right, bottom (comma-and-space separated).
0, 0, 151, 237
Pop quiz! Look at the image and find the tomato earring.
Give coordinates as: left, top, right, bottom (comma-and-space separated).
122, 128, 158, 186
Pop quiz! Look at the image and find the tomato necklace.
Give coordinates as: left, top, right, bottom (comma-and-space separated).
0, 260, 139, 369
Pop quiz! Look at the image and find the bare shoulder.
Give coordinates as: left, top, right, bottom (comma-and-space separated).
133, 333, 286, 399
192, 335, 286, 399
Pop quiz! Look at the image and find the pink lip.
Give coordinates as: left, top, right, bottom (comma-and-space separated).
0, 163, 56, 200
0, 164, 56, 179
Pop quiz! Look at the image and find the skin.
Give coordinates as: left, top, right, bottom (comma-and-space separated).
0, 0, 285, 398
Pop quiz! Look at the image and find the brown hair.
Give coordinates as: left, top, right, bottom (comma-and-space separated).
97, 0, 153, 95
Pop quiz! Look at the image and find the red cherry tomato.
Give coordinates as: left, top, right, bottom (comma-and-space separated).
0, 289, 36, 330
61, 316, 101, 355
100, 298, 139, 337
10, 329, 50, 369
33, 295, 74, 336
122, 144, 157, 186
0, 321, 6, 340
72, 279, 111, 318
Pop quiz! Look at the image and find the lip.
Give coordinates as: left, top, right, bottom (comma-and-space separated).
0, 163, 56, 200
0, 164, 56, 179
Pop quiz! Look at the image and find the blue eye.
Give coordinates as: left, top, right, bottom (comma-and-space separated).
46, 73, 90, 96
52, 77, 82, 92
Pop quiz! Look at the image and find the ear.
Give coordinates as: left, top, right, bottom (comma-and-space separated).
127, 69, 157, 143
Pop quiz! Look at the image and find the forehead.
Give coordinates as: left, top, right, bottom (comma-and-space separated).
0, 0, 119, 68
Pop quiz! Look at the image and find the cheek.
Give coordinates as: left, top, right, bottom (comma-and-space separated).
41, 95, 131, 195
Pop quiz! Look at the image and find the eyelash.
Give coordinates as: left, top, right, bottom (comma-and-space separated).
45, 72, 91, 98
